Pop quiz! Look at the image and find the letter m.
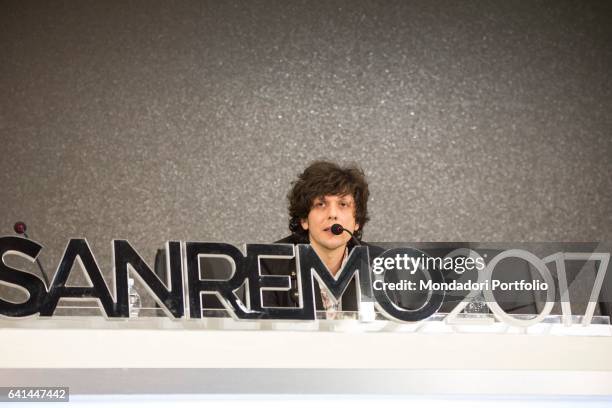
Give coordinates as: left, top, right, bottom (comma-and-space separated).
296, 244, 374, 319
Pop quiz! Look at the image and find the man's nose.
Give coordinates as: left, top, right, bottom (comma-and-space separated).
327, 203, 339, 219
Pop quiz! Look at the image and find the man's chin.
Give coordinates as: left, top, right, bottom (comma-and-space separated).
316, 239, 347, 252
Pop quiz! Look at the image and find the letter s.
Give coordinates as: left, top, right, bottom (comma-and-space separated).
0, 236, 47, 317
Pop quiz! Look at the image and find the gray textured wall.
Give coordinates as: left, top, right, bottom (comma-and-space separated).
1, 0, 611, 278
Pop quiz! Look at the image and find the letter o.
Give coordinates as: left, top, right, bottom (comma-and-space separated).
373, 248, 445, 322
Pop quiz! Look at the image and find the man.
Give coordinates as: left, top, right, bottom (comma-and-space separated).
262, 160, 379, 314
152, 161, 374, 316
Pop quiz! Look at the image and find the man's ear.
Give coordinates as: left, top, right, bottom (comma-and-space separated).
301, 219, 309, 231
355, 223, 360, 232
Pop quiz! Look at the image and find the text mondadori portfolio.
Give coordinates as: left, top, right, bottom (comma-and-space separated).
373, 279, 549, 291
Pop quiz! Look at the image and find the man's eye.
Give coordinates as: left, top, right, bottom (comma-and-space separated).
315, 202, 325, 207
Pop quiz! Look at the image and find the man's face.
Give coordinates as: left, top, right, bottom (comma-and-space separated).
301, 194, 360, 252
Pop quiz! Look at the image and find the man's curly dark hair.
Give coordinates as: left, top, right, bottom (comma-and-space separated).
287, 160, 370, 240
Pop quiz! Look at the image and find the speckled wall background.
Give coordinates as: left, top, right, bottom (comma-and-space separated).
1, 0, 611, 281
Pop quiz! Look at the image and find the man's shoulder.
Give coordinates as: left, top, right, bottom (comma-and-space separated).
274, 234, 309, 245
358, 241, 385, 259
